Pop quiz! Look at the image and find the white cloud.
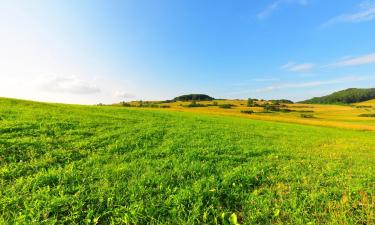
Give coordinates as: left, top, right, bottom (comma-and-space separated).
281, 62, 314, 72
39, 75, 100, 94
255, 76, 371, 93
257, 0, 308, 20
113, 91, 135, 99
321, 1, 375, 27
329, 53, 375, 67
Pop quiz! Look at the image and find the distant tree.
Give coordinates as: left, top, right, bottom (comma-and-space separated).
174, 94, 214, 101
120, 101, 131, 107
264, 104, 280, 112
247, 98, 255, 107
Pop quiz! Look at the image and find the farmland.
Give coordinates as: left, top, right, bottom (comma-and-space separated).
0, 97, 374, 224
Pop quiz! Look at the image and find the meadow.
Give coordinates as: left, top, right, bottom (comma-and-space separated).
123, 99, 375, 131
0, 97, 374, 224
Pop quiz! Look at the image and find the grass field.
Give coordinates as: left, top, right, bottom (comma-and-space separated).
357, 99, 375, 107
122, 99, 375, 131
0, 97, 374, 224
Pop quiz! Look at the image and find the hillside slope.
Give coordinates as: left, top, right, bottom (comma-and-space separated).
0, 97, 374, 224
301, 88, 375, 104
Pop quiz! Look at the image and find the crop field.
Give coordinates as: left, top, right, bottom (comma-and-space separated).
0, 97, 374, 224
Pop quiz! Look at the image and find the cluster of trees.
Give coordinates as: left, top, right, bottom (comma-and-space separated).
270, 99, 294, 104
247, 99, 259, 107
120, 101, 170, 108
184, 101, 233, 108
301, 88, 375, 104
247, 98, 294, 107
173, 94, 214, 101
246, 98, 294, 111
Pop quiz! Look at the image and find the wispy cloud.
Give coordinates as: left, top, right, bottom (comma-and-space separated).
321, 0, 375, 27
39, 75, 100, 94
255, 76, 371, 93
257, 0, 308, 20
329, 52, 375, 67
113, 91, 135, 99
281, 62, 315, 72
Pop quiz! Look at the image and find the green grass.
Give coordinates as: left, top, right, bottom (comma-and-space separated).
0, 98, 374, 224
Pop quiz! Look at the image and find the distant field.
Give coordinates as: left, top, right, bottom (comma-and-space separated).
356, 99, 375, 106
0, 98, 374, 224
123, 99, 375, 131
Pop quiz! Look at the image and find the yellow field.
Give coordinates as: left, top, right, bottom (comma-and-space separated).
356, 99, 375, 106
127, 99, 375, 131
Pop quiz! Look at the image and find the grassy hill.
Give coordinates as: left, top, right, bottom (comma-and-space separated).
0, 97, 374, 224
301, 88, 375, 104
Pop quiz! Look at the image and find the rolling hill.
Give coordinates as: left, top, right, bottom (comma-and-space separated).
301, 88, 375, 104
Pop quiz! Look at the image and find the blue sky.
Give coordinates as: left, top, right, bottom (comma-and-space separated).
1, 0, 375, 104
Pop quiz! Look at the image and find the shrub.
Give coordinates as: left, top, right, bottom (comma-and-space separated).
159, 105, 171, 108
297, 110, 314, 113
137, 101, 160, 108
355, 105, 372, 108
219, 104, 233, 109
300, 114, 315, 118
358, 114, 375, 117
160, 100, 175, 103
280, 108, 294, 113
185, 101, 207, 108
140, 104, 159, 108
264, 105, 280, 112
120, 101, 132, 107
241, 110, 254, 114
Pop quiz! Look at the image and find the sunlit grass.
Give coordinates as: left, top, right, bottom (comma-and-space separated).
0, 97, 374, 224
146, 99, 375, 131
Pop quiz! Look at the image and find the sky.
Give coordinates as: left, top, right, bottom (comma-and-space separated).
1, 0, 375, 104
